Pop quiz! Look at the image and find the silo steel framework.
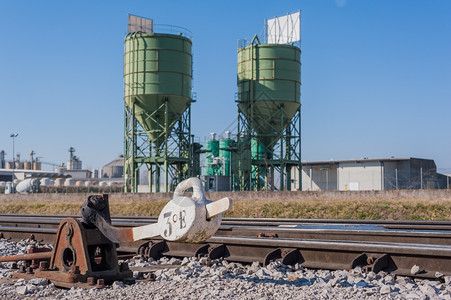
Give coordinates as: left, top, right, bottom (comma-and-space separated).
232, 37, 302, 191
233, 107, 301, 191
124, 101, 193, 192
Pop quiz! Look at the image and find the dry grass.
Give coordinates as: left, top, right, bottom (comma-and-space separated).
0, 200, 83, 215
0, 193, 449, 220
223, 199, 451, 220
0, 199, 168, 216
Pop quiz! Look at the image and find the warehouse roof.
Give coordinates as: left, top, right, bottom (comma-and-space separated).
301, 157, 433, 166
0, 168, 60, 180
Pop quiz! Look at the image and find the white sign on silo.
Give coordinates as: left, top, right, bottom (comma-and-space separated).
266, 11, 301, 44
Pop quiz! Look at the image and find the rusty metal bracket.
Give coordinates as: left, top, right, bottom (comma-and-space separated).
148, 240, 169, 261
194, 244, 210, 258
264, 248, 302, 266
208, 244, 228, 260
281, 249, 303, 266
351, 253, 395, 273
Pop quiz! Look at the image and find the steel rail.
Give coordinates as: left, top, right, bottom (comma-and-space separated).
1, 214, 451, 230
0, 214, 451, 230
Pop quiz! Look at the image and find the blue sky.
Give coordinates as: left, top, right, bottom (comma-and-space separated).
0, 0, 450, 172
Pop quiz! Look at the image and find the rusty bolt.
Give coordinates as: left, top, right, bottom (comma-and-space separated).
257, 233, 278, 238
367, 257, 376, 265
139, 246, 149, 256
39, 261, 49, 271
96, 278, 105, 289
19, 266, 26, 273
146, 273, 156, 281
87, 277, 96, 285
30, 260, 39, 269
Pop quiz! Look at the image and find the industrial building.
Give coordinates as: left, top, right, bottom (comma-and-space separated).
0, 168, 58, 182
102, 155, 124, 179
0, 147, 123, 192
0, 150, 46, 182
295, 157, 450, 191
52, 147, 92, 180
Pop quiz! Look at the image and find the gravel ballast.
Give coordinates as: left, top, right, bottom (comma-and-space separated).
0, 239, 449, 299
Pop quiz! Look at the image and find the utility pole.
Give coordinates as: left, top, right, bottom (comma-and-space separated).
10, 133, 18, 168
10, 133, 18, 182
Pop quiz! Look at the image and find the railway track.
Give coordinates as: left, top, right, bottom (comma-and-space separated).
2, 215, 451, 247
2, 213, 451, 230
0, 214, 450, 279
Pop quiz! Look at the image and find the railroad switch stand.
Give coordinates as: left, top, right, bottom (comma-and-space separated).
29, 217, 132, 288
2, 195, 134, 288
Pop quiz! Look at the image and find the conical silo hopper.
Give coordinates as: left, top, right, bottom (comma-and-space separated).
124, 32, 192, 146
237, 42, 301, 150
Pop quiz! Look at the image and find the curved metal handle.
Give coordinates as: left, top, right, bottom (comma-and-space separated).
173, 177, 204, 202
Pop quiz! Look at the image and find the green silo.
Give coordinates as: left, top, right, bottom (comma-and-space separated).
219, 138, 233, 176
237, 41, 300, 150
123, 21, 195, 193
251, 138, 265, 160
124, 32, 192, 146
235, 35, 302, 191
205, 138, 220, 175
